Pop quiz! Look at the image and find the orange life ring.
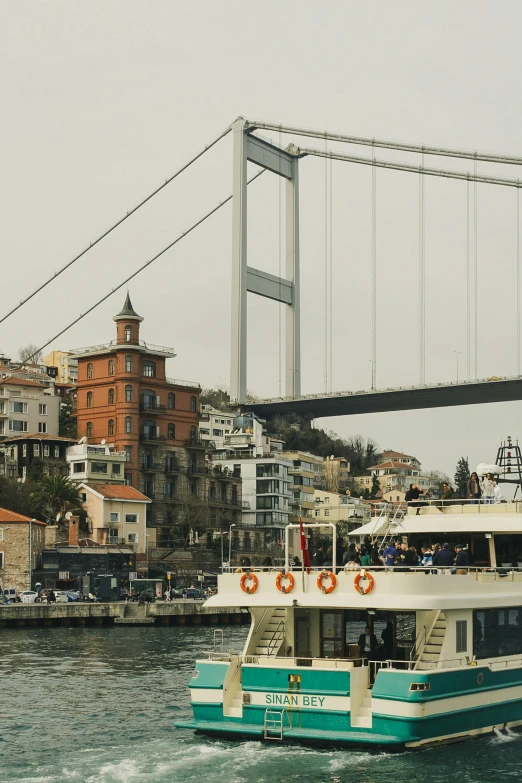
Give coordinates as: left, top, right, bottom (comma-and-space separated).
276, 571, 295, 593
354, 569, 374, 595
317, 570, 337, 594
240, 571, 258, 594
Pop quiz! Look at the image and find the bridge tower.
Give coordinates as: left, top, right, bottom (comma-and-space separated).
230, 118, 301, 404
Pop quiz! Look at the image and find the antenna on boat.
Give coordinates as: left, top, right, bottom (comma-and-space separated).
495, 436, 522, 499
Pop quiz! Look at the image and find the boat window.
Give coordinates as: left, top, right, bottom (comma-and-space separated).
456, 620, 467, 653
321, 611, 343, 658
473, 607, 522, 659
494, 535, 522, 568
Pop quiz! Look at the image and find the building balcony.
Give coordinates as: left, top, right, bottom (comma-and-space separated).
139, 433, 166, 444
140, 402, 166, 414
187, 462, 208, 475
184, 439, 207, 449
209, 465, 241, 481
165, 459, 181, 473
141, 462, 162, 472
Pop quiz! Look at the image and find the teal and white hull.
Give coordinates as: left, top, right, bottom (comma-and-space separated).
176, 658, 522, 748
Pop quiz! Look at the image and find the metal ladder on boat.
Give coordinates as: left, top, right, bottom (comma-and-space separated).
377, 504, 406, 555
264, 709, 285, 740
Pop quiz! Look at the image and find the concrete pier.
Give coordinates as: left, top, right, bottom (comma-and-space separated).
0, 600, 248, 630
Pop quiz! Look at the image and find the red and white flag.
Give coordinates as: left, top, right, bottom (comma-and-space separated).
299, 517, 311, 570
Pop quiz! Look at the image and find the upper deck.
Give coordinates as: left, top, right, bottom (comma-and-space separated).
206, 505, 522, 612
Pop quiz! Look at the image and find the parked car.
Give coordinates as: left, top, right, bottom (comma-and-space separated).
66, 591, 80, 602
185, 587, 204, 600
19, 590, 38, 604
54, 591, 69, 604
3, 588, 17, 603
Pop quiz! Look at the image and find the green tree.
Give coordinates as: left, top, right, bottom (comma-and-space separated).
27, 457, 44, 482
454, 457, 470, 499
371, 475, 381, 499
0, 476, 34, 517
59, 397, 77, 439
30, 475, 82, 521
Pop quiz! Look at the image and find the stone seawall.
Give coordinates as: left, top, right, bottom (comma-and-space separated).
0, 601, 248, 629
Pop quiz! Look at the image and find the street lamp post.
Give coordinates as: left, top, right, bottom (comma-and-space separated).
228, 523, 237, 566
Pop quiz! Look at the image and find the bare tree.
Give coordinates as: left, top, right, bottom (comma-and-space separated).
18, 344, 42, 364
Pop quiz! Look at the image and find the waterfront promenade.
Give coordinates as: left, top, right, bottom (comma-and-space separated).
0, 600, 247, 629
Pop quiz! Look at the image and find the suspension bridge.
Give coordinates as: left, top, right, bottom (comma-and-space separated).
3, 116, 522, 420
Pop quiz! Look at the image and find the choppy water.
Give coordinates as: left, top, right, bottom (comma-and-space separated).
1, 626, 521, 782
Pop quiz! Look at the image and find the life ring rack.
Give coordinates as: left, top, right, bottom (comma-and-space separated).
354, 569, 375, 596
275, 570, 295, 594
240, 571, 259, 594
317, 570, 337, 594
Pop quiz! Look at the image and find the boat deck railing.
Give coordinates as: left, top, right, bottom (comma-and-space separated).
221, 564, 522, 580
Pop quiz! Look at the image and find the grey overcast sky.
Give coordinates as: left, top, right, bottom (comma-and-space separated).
2, 0, 522, 479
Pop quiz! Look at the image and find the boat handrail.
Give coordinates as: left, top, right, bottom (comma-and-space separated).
220, 565, 522, 576
410, 625, 426, 662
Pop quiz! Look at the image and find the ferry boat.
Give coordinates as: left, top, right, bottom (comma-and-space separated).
175, 503, 522, 749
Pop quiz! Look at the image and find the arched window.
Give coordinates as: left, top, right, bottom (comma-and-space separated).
190, 395, 197, 412
125, 384, 132, 402
125, 416, 132, 434
108, 388, 114, 405
125, 355, 132, 373
168, 393, 175, 409
189, 425, 197, 443
87, 363, 93, 380
108, 359, 114, 376
86, 391, 93, 408
108, 419, 114, 437
168, 423, 175, 439
125, 325, 132, 343
143, 360, 156, 378
86, 421, 92, 438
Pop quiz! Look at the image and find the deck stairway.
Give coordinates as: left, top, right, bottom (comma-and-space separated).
415, 612, 447, 670
351, 689, 373, 728
254, 608, 286, 656
223, 656, 243, 718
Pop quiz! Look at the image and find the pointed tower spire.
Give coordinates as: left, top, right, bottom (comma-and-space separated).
113, 292, 144, 323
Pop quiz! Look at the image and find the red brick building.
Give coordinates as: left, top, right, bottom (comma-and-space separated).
73, 295, 241, 545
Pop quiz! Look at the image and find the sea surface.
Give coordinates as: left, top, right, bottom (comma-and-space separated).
1, 625, 521, 783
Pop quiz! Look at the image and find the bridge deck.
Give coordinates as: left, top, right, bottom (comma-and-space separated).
248, 377, 522, 419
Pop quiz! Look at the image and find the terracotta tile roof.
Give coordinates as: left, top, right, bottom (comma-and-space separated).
368, 461, 418, 471
0, 507, 46, 524
378, 450, 416, 460
87, 484, 151, 502
1, 434, 76, 443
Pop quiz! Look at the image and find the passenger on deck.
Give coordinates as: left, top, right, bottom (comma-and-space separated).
312, 546, 325, 568
397, 542, 417, 570
383, 541, 399, 567
454, 544, 469, 573
467, 472, 482, 504
360, 549, 372, 567
358, 625, 378, 659
433, 543, 453, 567
441, 482, 454, 505
262, 557, 273, 569
421, 547, 433, 567
481, 473, 495, 504
291, 555, 301, 567
405, 483, 424, 515
371, 546, 383, 566
381, 621, 394, 658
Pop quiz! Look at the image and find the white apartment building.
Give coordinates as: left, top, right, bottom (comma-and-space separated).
42, 350, 78, 385
0, 378, 59, 439
199, 405, 236, 449
220, 455, 291, 530
67, 443, 127, 485
314, 489, 370, 531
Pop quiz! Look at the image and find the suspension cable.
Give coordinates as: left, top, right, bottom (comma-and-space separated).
516, 190, 520, 375
371, 144, 377, 390
324, 134, 329, 394
246, 118, 522, 166
518, 185, 520, 376
293, 146, 522, 188
0, 125, 232, 326
25, 169, 265, 364
419, 152, 426, 385
329, 156, 333, 393
466, 179, 471, 382
278, 127, 283, 397
474, 158, 479, 379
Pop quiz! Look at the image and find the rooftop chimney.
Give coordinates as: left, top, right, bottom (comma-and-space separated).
68, 516, 80, 547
